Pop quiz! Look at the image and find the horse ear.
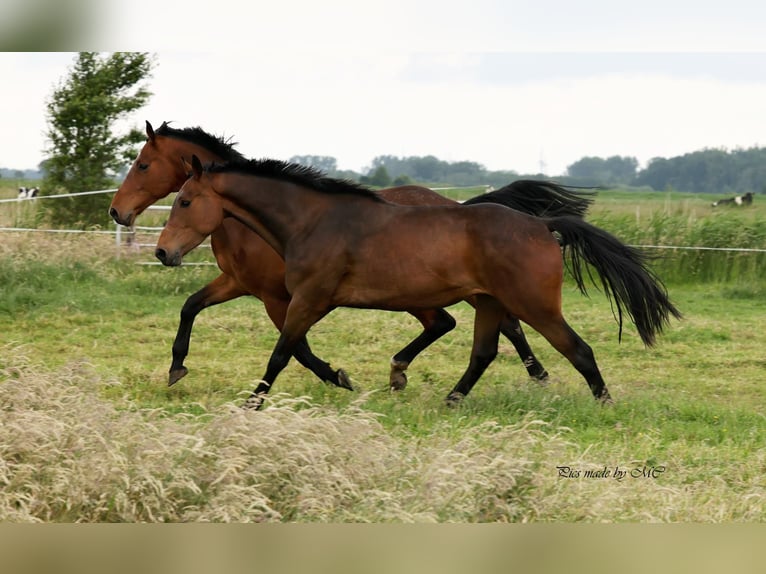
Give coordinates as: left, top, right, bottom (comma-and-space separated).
146, 120, 155, 142
180, 156, 194, 178
191, 154, 204, 180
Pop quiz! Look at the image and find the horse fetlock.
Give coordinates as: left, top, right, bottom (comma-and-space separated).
523, 357, 549, 381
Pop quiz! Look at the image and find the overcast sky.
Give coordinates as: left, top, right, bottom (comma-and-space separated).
2, 2, 766, 177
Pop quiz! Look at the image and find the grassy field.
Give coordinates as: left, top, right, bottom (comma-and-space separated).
0, 185, 764, 522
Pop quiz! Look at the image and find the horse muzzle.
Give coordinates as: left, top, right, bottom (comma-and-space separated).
109, 207, 135, 227
155, 247, 182, 267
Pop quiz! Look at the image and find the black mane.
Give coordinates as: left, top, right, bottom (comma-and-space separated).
207, 158, 384, 202
155, 121, 246, 162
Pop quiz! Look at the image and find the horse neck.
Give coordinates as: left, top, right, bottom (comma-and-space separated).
214, 173, 331, 256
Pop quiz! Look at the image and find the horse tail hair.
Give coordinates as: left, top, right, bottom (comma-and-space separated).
545, 215, 682, 346
462, 180, 596, 218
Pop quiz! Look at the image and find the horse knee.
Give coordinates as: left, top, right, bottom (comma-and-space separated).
179, 303, 198, 322
180, 293, 206, 321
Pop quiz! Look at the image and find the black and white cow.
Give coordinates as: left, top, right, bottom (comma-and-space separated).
711, 192, 753, 207
17, 186, 39, 199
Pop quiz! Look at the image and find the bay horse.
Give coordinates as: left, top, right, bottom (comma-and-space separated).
110, 121, 594, 391
155, 155, 681, 408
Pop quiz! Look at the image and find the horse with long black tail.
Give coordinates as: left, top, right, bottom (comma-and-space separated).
111, 121, 594, 392
155, 155, 681, 409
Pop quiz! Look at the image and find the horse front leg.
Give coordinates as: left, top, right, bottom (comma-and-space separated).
245, 296, 331, 410
499, 314, 549, 381
169, 273, 248, 386
389, 308, 457, 390
261, 295, 353, 391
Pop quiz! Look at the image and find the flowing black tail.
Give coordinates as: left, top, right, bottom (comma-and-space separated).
545, 215, 682, 346
463, 180, 596, 218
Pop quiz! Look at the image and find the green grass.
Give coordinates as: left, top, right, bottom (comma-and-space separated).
0, 188, 765, 522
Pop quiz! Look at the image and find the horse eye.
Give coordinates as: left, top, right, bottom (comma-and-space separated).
138, 162, 149, 171
179, 199, 191, 208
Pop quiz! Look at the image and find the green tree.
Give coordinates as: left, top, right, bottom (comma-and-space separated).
42, 52, 154, 228
367, 165, 392, 187
566, 155, 638, 186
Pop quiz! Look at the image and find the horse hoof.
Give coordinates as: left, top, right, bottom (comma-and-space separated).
242, 394, 265, 410
336, 369, 354, 391
598, 391, 614, 405
389, 371, 408, 391
445, 392, 465, 407
533, 370, 551, 387
168, 366, 189, 387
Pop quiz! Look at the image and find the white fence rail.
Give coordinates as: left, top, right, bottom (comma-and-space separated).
0, 187, 216, 265
2, 188, 766, 257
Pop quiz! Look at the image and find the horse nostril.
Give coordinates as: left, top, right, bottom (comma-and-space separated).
155, 248, 167, 263
109, 207, 119, 221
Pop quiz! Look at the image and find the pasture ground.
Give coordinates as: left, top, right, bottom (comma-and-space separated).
0, 186, 764, 522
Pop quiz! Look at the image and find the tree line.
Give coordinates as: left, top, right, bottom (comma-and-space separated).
293, 149, 766, 195
567, 149, 766, 194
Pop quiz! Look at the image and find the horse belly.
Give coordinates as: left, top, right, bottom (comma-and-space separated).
331, 242, 480, 310
332, 279, 478, 310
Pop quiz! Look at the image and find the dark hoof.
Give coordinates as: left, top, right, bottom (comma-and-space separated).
597, 390, 614, 405
389, 370, 408, 392
599, 395, 615, 406
336, 369, 354, 391
242, 394, 265, 410
168, 366, 189, 387
445, 391, 465, 407
532, 370, 551, 387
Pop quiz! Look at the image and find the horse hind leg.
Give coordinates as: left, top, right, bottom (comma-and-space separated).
499, 314, 549, 381
389, 308, 457, 391
446, 295, 505, 405
531, 316, 612, 402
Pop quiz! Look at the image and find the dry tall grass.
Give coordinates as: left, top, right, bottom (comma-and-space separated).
2, 350, 763, 522
0, 350, 569, 522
